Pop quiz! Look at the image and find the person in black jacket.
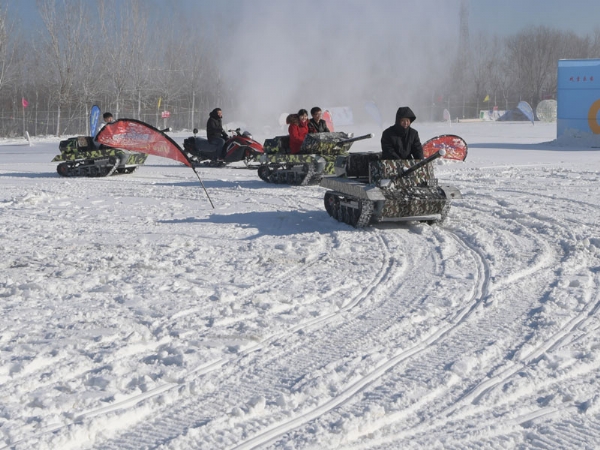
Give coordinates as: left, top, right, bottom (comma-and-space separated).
380, 106, 424, 160
206, 108, 229, 158
308, 106, 330, 134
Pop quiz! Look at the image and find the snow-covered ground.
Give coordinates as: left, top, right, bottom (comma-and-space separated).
1, 121, 600, 449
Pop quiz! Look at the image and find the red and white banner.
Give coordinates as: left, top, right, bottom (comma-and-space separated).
96, 119, 191, 166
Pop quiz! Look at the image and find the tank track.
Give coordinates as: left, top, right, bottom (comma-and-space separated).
257, 163, 317, 186
56, 157, 120, 177
324, 191, 374, 228
427, 200, 451, 225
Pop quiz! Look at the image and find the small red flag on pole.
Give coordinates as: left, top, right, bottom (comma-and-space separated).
22, 98, 29, 108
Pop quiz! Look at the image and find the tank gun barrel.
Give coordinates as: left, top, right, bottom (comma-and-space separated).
335, 133, 373, 147
400, 149, 446, 178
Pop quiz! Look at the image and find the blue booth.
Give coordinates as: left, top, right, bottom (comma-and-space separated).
557, 59, 600, 139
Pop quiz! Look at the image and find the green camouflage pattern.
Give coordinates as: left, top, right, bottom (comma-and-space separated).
300, 132, 352, 155
260, 132, 369, 185
263, 132, 352, 156
322, 155, 337, 175
53, 136, 148, 177
261, 153, 337, 174
52, 136, 148, 165
263, 136, 290, 155
261, 153, 319, 165
52, 149, 148, 165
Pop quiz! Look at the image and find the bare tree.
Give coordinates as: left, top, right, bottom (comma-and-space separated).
592, 28, 600, 57
467, 32, 499, 115
75, 19, 104, 135
128, 19, 151, 121
0, 2, 17, 96
504, 26, 564, 108
37, 0, 91, 136
98, 0, 148, 119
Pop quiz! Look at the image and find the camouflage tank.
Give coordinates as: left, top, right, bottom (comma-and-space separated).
52, 136, 148, 177
257, 132, 373, 185
320, 149, 462, 227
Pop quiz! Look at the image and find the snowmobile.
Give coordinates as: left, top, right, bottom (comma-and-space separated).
182, 128, 264, 167
257, 131, 373, 185
320, 149, 462, 227
52, 135, 149, 177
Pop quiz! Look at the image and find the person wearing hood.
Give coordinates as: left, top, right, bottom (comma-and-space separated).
206, 108, 229, 158
380, 106, 424, 160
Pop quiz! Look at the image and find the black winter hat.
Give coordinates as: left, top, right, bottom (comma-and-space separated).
395, 106, 416, 123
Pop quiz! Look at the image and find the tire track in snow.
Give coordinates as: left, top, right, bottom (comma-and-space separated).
1, 183, 336, 448
7, 231, 398, 449
336, 191, 599, 449
227, 226, 489, 450
85, 232, 402, 449
390, 272, 600, 449
83, 216, 477, 449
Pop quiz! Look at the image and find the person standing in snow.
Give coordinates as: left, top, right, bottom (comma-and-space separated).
380, 106, 424, 160
288, 108, 309, 154
308, 106, 330, 134
206, 108, 229, 158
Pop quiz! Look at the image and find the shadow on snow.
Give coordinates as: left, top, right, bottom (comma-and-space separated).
158, 209, 353, 238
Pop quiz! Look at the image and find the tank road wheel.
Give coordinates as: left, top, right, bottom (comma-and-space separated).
56, 162, 69, 177
287, 170, 300, 185
324, 192, 341, 221
257, 165, 273, 182
89, 165, 100, 177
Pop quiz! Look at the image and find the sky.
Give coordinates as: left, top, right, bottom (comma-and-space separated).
469, 0, 600, 37
10, 0, 600, 38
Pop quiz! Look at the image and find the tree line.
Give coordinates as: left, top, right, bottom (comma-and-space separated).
441, 26, 600, 121
0, 0, 225, 137
0, 0, 599, 137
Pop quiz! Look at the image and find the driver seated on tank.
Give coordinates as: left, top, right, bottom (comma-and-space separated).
380, 106, 424, 160
93, 112, 115, 148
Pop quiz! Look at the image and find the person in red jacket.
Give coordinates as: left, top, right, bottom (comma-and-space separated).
288, 109, 309, 154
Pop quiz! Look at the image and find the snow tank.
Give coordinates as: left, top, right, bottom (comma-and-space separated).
52, 136, 148, 177
320, 149, 462, 227
257, 131, 373, 185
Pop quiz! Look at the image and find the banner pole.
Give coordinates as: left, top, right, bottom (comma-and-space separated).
191, 166, 215, 209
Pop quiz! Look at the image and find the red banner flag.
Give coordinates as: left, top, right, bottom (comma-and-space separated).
96, 119, 191, 166
22, 98, 29, 108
